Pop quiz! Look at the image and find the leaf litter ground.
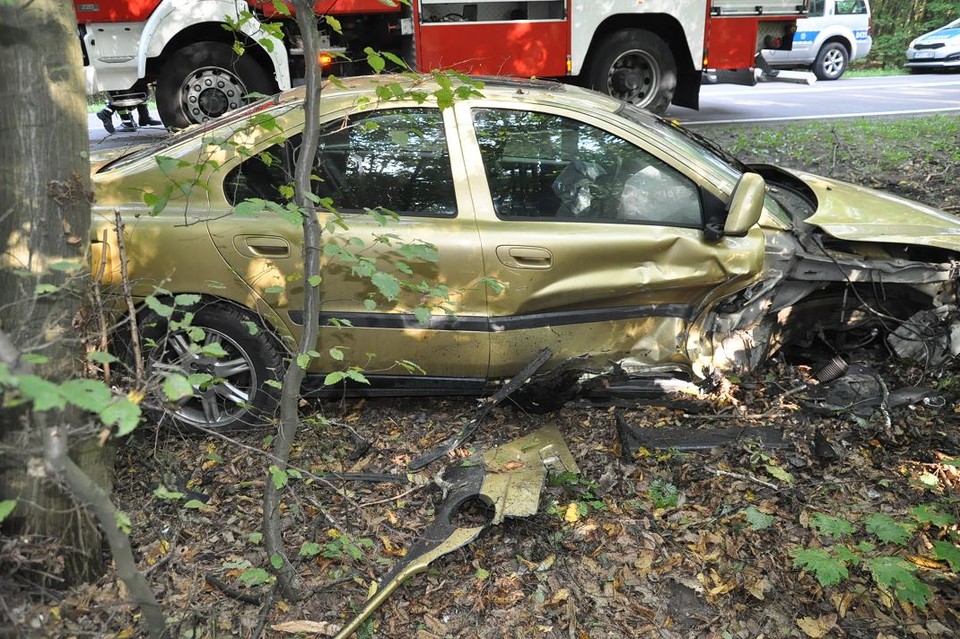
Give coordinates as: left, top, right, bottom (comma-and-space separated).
4, 120, 960, 639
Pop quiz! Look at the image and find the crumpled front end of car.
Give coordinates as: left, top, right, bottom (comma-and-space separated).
692, 166, 960, 377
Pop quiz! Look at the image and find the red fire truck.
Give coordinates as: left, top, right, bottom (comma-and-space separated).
74, 1, 806, 128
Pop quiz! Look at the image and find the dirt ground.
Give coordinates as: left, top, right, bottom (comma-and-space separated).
3, 120, 960, 639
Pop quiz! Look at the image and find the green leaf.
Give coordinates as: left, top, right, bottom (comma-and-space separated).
264, 285, 285, 294
200, 342, 229, 359
308, 274, 322, 287
115, 510, 132, 535
933, 541, 960, 572
239, 568, 273, 587
371, 271, 400, 300
296, 353, 311, 370
475, 567, 490, 580
324, 14, 342, 33
867, 556, 931, 608
299, 541, 322, 557
153, 485, 185, 500
389, 130, 410, 146
144, 295, 174, 318
270, 554, 284, 570
344, 369, 370, 385
324, 371, 346, 386
911, 504, 956, 528
21, 354, 49, 365
61, 379, 113, 413
811, 513, 855, 538
414, 306, 432, 326
47, 260, 83, 273
364, 47, 386, 73
174, 293, 201, 307
88, 351, 118, 364
100, 398, 142, 436
792, 547, 848, 587
36, 283, 59, 295
162, 374, 194, 402
742, 506, 775, 531
17, 375, 66, 411
328, 347, 344, 362
269, 465, 288, 489
265, 379, 283, 389
764, 464, 794, 485
865, 513, 914, 546
0, 500, 17, 524
182, 499, 206, 509
248, 532, 263, 544
381, 50, 408, 70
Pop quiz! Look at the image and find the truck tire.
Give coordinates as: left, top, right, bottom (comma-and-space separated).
156, 42, 275, 129
587, 29, 676, 114
813, 42, 848, 81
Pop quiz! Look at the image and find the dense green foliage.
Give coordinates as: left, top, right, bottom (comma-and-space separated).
864, 0, 960, 69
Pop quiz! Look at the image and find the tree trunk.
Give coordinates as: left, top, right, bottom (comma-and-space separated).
0, 0, 110, 587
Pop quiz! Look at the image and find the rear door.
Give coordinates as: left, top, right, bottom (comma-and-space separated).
208, 105, 490, 385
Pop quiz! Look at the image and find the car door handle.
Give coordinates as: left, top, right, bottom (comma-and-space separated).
235, 236, 291, 258
496, 246, 553, 270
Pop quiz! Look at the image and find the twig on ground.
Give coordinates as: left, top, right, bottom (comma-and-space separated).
707, 466, 778, 490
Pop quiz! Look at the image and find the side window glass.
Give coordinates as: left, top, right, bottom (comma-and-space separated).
809, 0, 825, 17
472, 108, 702, 227
835, 1, 866, 15
223, 108, 457, 217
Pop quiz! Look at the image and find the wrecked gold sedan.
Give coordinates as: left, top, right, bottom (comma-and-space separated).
91, 76, 960, 429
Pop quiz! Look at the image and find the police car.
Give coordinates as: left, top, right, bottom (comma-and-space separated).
762, 0, 872, 80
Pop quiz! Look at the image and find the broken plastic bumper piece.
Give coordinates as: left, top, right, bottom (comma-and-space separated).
332, 426, 578, 639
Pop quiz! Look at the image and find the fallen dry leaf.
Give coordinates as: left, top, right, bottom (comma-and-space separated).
797, 613, 837, 638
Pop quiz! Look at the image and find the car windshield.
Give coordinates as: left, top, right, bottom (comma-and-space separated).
617, 103, 798, 226
98, 96, 286, 173
617, 103, 748, 183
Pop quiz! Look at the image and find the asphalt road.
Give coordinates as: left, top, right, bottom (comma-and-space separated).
87, 73, 960, 149
663, 72, 960, 126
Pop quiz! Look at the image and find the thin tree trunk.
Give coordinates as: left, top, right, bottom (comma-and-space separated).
262, 0, 325, 600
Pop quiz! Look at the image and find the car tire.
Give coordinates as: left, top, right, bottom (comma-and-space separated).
156, 42, 275, 129
138, 302, 283, 431
586, 29, 677, 114
813, 42, 849, 81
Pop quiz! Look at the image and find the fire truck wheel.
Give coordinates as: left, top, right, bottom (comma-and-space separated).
587, 29, 676, 114
157, 42, 276, 129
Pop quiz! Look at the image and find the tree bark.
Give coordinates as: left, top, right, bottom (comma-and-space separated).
262, 0, 325, 600
0, 0, 111, 586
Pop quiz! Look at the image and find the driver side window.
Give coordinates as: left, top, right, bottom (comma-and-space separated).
471, 108, 702, 227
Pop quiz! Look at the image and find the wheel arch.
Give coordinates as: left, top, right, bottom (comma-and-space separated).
582, 14, 700, 109
127, 292, 294, 355
814, 29, 856, 58
144, 22, 282, 92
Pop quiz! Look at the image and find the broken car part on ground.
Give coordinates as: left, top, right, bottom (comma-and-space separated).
331, 426, 578, 639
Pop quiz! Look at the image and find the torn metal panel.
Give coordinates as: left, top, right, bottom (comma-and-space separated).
615, 412, 785, 456
332, 426, 578, 639
409, 347, 553, 470
888, 306, 960, 366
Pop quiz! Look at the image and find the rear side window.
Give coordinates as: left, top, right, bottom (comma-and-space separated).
471, 108, 702, 227
224, 108, 457, 217
835, 0, 868, 15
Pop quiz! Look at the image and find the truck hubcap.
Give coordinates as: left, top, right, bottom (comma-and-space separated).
182, 67, 246, 123
607, 50, 658, 108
